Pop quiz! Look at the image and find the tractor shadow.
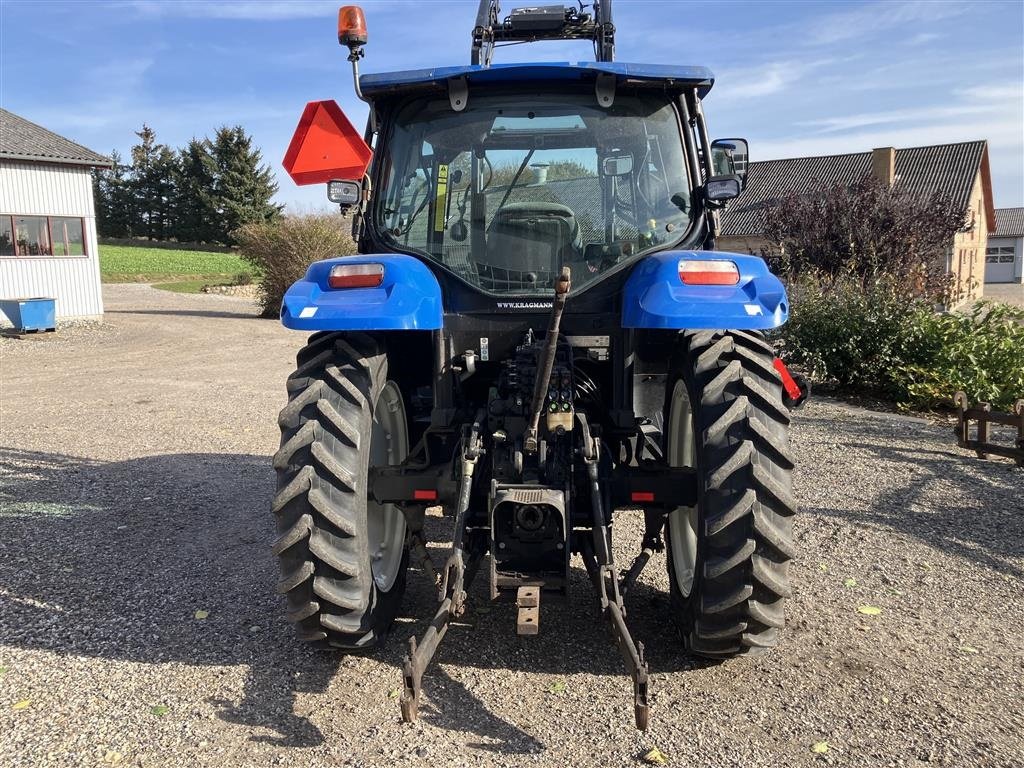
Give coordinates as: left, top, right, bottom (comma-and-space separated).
0, 447, 337, 748
0, 447, 700, 753
791, 409, 1024, 578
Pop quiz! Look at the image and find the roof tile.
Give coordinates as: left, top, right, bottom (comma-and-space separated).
0, 108, 111, 167
720, 140, 986, 237
993, 207, 1024, 237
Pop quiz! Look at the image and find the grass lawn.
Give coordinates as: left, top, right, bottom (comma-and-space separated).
150, 280, 213, 294
100, 244, 250, 284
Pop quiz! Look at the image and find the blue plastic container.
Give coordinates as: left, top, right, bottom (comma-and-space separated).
0, 297, 57, 332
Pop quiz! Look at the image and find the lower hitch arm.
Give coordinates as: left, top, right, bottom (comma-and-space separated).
578, 415, 652, 731
579, 543, 651, 731
399, 411, 485, 723
606, 578, 650, 732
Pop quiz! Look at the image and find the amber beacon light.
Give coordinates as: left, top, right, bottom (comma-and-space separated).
338, 6, 368, 48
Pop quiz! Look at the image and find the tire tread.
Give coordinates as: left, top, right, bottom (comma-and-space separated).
666, 329, 796, 658
272, 331, 406, 650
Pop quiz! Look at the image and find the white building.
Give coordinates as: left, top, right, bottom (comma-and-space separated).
0, 108, 111, 323
986, 207, 1024, 284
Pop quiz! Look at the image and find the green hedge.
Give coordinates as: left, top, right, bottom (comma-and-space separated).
777, 274, 1024, 410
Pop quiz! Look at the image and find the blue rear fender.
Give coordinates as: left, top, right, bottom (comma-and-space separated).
280, 253, 443, 331
621, 250, 788, 330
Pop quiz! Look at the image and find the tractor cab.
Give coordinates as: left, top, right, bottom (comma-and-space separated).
366, 65, 718, 296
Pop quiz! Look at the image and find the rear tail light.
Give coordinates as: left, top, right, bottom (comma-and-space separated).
678, 259, 740, 286
328, 263, 384, 289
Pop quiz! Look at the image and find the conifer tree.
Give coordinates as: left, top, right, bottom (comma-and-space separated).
129, 125, 180, 240
175, 138, 218, 243
92, 150, 134, 238
208, 126, 282, 244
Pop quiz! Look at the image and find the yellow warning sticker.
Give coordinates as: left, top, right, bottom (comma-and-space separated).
433, 164, 449, 232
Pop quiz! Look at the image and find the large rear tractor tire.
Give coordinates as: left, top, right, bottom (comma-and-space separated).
273, 331, 410, 650
663, 330, 796, 658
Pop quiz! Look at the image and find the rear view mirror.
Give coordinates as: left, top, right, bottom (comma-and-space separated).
710, 138, 749, 186
602, 155, 633, 177
327, 179, 361, 206
705, 175, 742, 204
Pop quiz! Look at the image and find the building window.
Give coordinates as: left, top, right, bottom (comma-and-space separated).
14, 216, 51, 255
986, 246, 1016, 263
0, 214, 87, 257
51, 217, 85, 256
0, 217, 13, 256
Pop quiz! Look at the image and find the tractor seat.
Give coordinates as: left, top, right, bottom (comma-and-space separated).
477, 202, 581, 291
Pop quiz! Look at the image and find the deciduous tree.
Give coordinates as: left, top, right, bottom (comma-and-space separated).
761, 175, 967, 300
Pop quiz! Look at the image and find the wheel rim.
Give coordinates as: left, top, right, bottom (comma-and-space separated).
667, 379, 698, 598
367, 381, 409, 592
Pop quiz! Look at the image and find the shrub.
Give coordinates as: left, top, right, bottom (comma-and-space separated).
895, 302, 1024, 410
777, 272, 1024, 410
777, 272, 923, 398
235, 214, 355, 317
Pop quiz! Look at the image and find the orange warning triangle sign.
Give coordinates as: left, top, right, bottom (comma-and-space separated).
282, 100, 372, 186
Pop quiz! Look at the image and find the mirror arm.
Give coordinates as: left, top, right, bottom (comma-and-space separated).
348, 171, 372, 240
692, 98, 719, 245
678, 91, 704, 222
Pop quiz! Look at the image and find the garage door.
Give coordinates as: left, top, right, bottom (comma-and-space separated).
985, 246, 1016, 283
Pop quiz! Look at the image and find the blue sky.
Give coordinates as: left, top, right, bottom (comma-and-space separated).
2, 0, 1022, 211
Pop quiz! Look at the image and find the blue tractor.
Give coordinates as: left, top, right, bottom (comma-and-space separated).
275, 1, 804, 730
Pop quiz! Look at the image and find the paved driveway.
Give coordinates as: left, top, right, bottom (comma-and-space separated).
982, 282, 1024, 308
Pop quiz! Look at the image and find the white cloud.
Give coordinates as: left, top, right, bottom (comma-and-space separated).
788, 79, 1022, 138
957, 82, 1024, 102
711, 57, 845, 103
84, 56, 156, 94
909, 32, 943, 46
803, 0, 968, 46
756, 118, 1019, 161
796, 103, 997, 134
717, 62, 797, 99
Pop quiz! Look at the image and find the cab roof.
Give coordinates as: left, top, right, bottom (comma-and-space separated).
360, 61, 715, 99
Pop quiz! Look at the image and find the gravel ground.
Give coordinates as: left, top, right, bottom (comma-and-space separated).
980, 283, 1024, 309
1, 284, 1022, 768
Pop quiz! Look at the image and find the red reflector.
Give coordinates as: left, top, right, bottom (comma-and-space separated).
413, 489, 437, 501
773, 357, 803, 401
328, 263, 384, 289
631, 491, 655, 503
678, 259, 740, 286
282, 99, 372, 186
